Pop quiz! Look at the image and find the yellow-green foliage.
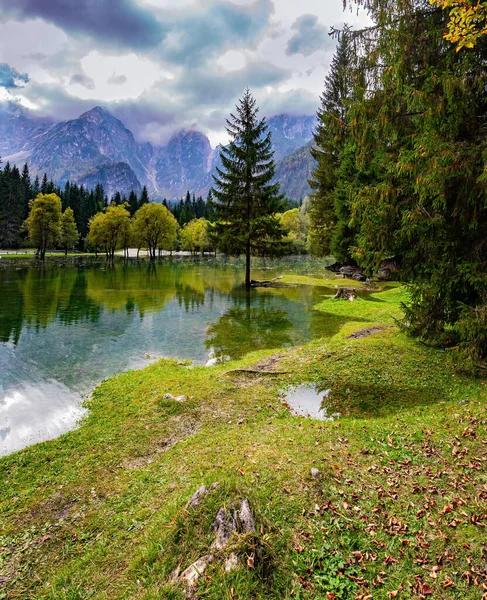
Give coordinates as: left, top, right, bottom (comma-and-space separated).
88, 204, 131, 258
180, 218, 210, 255
431, 0, 487, 50
132, 202, 178, 258
23, 193, 62, 259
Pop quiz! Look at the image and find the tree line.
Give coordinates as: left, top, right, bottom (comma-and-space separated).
307, 0, 487, 368
0, 159, 218, 250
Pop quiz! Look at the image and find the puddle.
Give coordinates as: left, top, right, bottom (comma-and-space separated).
283, 385, 341, 421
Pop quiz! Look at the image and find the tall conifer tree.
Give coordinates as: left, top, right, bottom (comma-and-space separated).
308, 27, 356, 260
212, 89, 284, 288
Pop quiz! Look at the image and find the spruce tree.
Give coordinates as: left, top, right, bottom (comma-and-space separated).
139, 186, 149, 208
127, 191, 138, 215
308, 27, 356, 260
212, 89, 284, 288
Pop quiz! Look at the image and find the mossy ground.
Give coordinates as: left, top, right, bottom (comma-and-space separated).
1, 279, 486, 599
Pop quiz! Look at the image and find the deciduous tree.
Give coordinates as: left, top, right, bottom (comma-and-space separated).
132, 202, 178, 260
60, 207, 80, 256
23, 193, 62, 260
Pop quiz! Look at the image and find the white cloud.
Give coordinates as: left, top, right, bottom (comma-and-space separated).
0, 0, 372, 145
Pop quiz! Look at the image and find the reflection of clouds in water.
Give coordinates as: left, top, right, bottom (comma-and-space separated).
0, 381, 85, 456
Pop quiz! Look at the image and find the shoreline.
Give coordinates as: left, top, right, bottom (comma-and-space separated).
1, 282, 486, 599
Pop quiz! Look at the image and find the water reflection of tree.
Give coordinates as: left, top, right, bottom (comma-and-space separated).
57, 271, 101, 325
206, 293, 293, 360
0, 268, 24, 344
86, 261, 176, 316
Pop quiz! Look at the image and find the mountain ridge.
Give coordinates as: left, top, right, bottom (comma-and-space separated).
1, 103, 316, 201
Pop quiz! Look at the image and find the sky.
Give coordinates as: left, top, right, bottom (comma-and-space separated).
0, 0, 370, 147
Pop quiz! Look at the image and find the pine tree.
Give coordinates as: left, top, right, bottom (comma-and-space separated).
32, 176, 40, 197
308, 27, 357, 260
212, 89, 284, 288
139, 186, 149, 208
128, 190, 139, 215
21, 164, 31, 220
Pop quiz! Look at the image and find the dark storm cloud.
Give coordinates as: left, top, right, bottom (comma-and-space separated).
286, 14, 329, 57
160, 0, 274, 66
70, 72, 95, 90
0, 0, 163, 50
170, 61, 290, 106
0, 63, 30, 89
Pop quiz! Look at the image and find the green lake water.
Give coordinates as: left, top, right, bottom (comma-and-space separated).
0, 256, 338, 455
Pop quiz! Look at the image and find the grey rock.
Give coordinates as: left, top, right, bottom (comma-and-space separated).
179, 554, 214, 588
238, 499, 256, 534
212, 507, 236, 550
225, 552, 239, 573
188, 486, 207, 509
310, 468, 320, 477
334, 288, 357, 301
352, 272, 367, 282
211, 499, 256, 551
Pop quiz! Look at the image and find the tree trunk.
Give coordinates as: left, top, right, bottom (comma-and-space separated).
245, 239, 251, 289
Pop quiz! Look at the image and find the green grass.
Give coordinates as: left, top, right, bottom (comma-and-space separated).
280, 271, 368, 289
1, 283, 486, 599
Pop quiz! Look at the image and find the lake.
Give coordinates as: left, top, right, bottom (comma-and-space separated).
0, 256, 337, 455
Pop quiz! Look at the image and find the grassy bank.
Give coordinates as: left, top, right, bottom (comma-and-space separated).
1, 281, 486, 599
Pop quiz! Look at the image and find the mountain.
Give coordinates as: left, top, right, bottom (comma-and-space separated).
0, 101, 54, 157
154, 130, 212, 198
24, 106, 149, 186
266, 115, 316, 162
77, 162, 142, 199
274, 141, 315, 201
1, 103, 316, 201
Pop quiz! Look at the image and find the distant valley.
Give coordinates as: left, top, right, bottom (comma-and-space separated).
0, 102, 316, 201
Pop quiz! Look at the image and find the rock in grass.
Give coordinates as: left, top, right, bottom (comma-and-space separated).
334, 287, 357, 301
188, 486, 207, 509
310, 468, 320, 477
238, 499, 256, 533
212, 507, 236, 550
179, 554, 214, 588
225, 552, 239, 572
163, 393, 188, 402
211, 499, 256, 550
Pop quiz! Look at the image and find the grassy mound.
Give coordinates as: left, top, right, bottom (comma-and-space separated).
1, 283, 486, 599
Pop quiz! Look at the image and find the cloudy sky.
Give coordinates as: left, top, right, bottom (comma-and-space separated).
0, 0, 369, 146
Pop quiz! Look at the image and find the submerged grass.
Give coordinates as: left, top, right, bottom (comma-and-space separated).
1, 278, 486, 599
